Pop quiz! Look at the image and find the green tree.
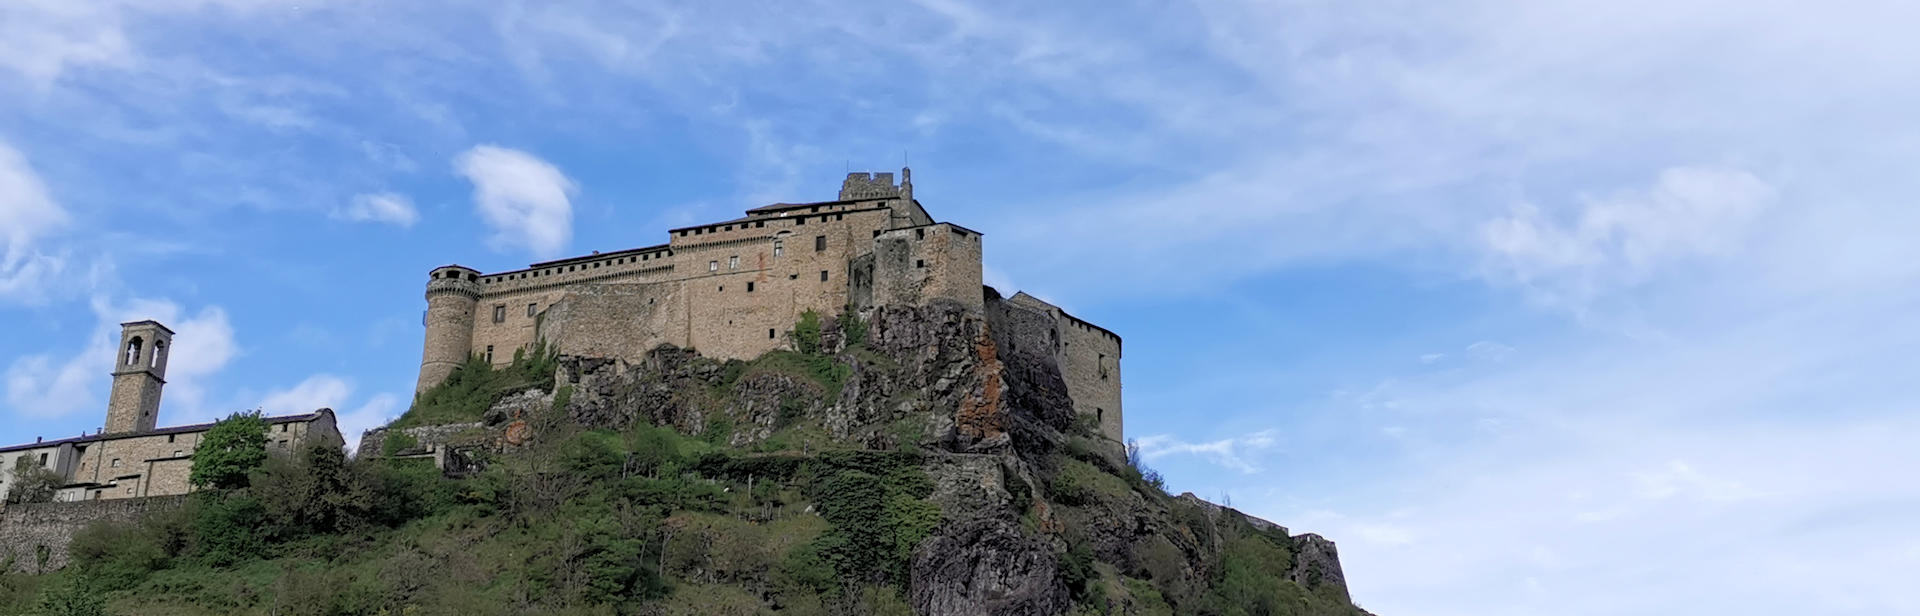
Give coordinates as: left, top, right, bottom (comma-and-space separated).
190, 411, 268, 490
5, 457, 60, 504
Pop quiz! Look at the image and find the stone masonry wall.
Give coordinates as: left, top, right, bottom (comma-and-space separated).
0, 496, 188, 573
872, 224, 985, 315
1003, 293, 1123, 442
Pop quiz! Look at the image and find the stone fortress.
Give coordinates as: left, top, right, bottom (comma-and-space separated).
417, 169, 1125, 441
0, 321, 344, 504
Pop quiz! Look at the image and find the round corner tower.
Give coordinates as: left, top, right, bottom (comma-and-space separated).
417, 265, 483, 394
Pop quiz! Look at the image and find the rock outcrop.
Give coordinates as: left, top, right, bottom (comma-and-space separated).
371, 289, 1367, 615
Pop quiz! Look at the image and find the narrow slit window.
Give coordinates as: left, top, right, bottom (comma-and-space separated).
820, 270, 829, 282
815, 235, 826, 251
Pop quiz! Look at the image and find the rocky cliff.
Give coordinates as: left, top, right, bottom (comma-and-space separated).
378, 289, 1369, 615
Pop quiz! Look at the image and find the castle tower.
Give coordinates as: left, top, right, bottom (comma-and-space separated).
105, 320, 173, 434
417, 265, 483, 394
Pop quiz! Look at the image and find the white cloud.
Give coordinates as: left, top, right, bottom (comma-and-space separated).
1464, 341, 1515, 362
0, 140, 70, 305
1481, 166, 1775, 304
259, 375, 401, 455
1134, 429, 1280, 474
259, 374, 352, 415
0, 2, 134, 88
5, 296, 236, 422
336, 192, 420, 227
453, 145, 576, 259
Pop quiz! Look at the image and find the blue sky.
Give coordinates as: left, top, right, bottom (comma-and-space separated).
3, 1, 1917, 614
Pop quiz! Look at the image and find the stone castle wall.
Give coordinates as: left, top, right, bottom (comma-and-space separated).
871, 223, 985, 315
0, 496, 188, 573
416, 174, 1121, 440
1003, 293, 1123, 442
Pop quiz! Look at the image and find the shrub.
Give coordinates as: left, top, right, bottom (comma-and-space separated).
793, 310, 822, 354
188, 491, 266, 566
69, 521, 169, 590
840, 312, 868, 347
254, 443, 375, 539
399, 342, 558, 429
190, 411, 269, 490
30, 580, 106, 616
381, 430, 420, 456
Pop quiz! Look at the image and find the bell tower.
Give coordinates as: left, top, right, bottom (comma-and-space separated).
106, 320, 173, 434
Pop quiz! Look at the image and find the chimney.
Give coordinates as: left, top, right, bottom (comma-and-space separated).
36, 436, 42, 443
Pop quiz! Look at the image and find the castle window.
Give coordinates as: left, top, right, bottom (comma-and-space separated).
719, 286, 724, 292
125, 337, 143, 366
796, 217, 805, 226
729, 255, 739, 269
774, 240, 783, 257
485, 345, 495, 363
874, 230, 881, 238
789, 274, 797, 280
836, 213, 844, 221
1097, 408, 1104, 424
769, 328, 776, 339
110, 458, 119, 468
281, 424, 288, 433
173, 450, 183, 457
528, 303, 538, 317
815, 235, 826, 251
709, 260, 719, 272
916, 259, 925, 268
812, 206, 820, 213
493, 305, 506, 323
747, 282, 755, 292
167, 434, 175, 443
150, 341, 165, 368
820, 270, 829, 282
39, 453, 48, 465
916, 228, 925, 240
756, 221, 765, 228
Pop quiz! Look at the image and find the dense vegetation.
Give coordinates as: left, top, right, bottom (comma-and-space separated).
0, 312, 1365, 616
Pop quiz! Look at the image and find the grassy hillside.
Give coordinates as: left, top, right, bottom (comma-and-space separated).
0, 311, 1369, 616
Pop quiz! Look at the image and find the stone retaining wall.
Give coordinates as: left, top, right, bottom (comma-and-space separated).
0, 495, 188, 573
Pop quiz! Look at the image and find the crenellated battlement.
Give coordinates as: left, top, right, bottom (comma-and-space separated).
839, 171, 902, 200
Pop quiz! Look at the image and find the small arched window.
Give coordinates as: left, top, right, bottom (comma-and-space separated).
125, 337, 144, 366
150, 341, 166, 368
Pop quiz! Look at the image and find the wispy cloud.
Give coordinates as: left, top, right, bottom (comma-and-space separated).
259, 374, 401, 455
1134, 429, 1281, 474
336, 192, 420, 228
454, 145, 577, 259
0, 139, 69, 305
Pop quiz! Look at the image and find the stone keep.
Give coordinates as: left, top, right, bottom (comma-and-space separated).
105, 320, 171, 434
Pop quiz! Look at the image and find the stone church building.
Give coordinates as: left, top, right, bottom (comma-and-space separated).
0, 320, 343, 503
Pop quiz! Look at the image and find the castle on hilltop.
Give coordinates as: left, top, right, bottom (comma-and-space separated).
416, 170, 1125, 441
0, 321, 343, 504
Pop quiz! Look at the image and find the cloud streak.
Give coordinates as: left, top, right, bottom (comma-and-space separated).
454, 145, 576, 259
